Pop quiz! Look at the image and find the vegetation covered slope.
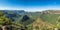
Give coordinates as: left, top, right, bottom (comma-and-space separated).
40, 14, 60, 25
0, 10, 60, 30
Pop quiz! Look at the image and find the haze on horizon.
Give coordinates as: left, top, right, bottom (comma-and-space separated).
0, 0, 60, 12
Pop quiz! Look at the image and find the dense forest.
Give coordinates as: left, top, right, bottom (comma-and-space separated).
0, 10, 60, 30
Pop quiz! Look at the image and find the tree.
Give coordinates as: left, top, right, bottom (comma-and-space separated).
57, 16, 60, 28
0, 12, 12, 26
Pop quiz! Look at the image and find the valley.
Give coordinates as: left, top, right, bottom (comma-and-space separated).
0, 10, 60, 30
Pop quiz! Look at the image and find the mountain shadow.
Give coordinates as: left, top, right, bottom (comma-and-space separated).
21, 15, 30, 22
20, 15, 35, 25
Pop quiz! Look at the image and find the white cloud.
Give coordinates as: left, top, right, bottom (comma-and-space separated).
24, 5, 60, 12
0, 5, 60, 12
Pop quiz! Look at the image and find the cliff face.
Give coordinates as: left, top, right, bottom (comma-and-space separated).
41, 10, 60, 14
49, 11, 60, 14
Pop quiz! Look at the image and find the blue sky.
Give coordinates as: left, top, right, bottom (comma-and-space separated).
0, 0, 60, 12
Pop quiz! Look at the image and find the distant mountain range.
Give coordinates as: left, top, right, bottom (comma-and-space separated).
0, 10, 60, 23
1, 10, 60, 14
1, 10, 60, 30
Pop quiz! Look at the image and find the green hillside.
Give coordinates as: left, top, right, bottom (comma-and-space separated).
40, 14, 60, 25
0, 10, 60, 30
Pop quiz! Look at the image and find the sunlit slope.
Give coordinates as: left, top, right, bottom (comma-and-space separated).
40, 14, 60, 25
26, 12, 41, 19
